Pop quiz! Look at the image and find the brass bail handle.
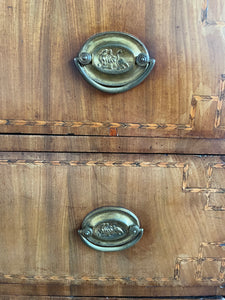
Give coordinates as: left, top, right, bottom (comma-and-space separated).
74, 31, 155, 93
78, 206, 144, 252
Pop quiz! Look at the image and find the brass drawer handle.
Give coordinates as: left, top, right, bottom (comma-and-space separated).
78, 206, 143, 252
74, 31, 155, 93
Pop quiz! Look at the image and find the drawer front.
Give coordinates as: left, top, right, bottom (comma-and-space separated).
0, 152, 225, 297
0, 0, 225, 142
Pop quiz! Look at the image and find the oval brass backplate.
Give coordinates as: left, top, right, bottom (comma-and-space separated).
78, 206, 143, 252
74, 32, 155, 93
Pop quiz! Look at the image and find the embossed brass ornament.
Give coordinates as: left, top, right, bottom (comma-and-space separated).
78, 206, 143, 251
74, 32, 155, 93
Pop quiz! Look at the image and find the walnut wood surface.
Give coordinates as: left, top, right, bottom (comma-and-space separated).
0, 135, 225, 154
2, 298, 170, 300
0, 0, 224, 140
0, 152, 225, 296
0, 284, 221, 298
1, 298, 220, 300
0, 298, 221, 300
0, 0, 225, 298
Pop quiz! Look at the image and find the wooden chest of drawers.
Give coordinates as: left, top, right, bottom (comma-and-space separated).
0, 0, 225, 298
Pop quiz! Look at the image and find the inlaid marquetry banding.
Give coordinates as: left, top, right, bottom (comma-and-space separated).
0, 94, 221, 132
1, 157, 225, 215
0, 4, 224, 135
0, 159, 225, 284
182, 162, 225, 195
0, 242, 224, 284
0, 119, 193, 130
0, 95, 214, 131
0, 76, 223, 132
0, 159, 186, 168
215, 75, 225, 129
0, 159, 224, 193
0, 273, 173, 284
1, 159, 224, 207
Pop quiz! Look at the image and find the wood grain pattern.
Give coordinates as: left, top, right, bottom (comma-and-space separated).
1, 298, 77, 300
0, 152, 225, 296
1, 298, 221, 300
0, 283, 221, 298
1, 135, 225, 154
0, 0, 224, 140
1, 0, 225, 298
0, 298, 221, 300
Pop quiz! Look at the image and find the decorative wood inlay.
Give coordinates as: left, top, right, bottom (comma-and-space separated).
175, 241, 225, 282
0, 119, 193, 130
0, 159, 186, 168
0, 241, 224, 284
215, 75, 225, 129
192, 76, 225, 131
0, 1, 223, 142
0, 75, 224, 132
0, 158, 224, 284
183, 163, 225, 194
1, 159, 225, 187
0, 96, 217, 131
205, 193, 225, 212
0, 158, 224, 201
